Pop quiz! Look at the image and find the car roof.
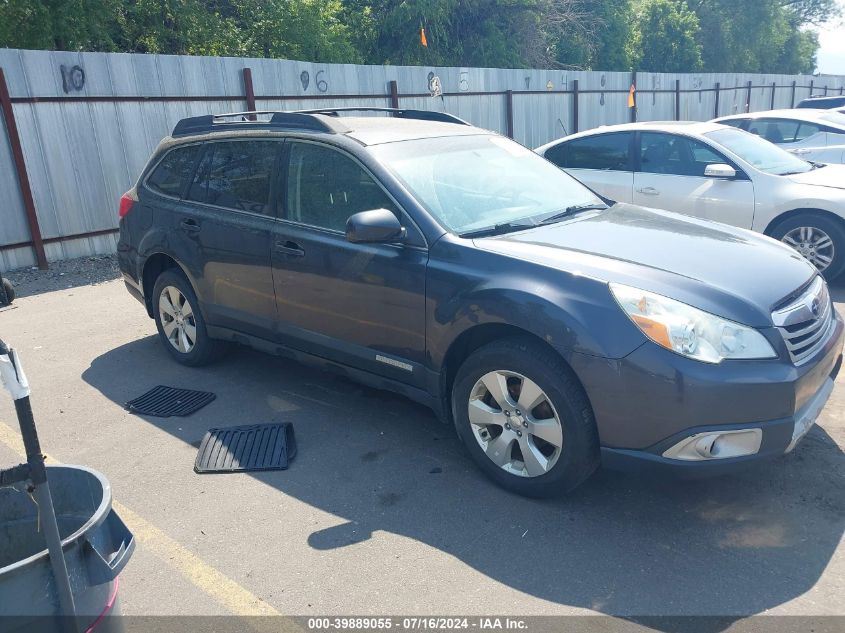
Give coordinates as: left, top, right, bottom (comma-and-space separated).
536, 120, 727, 150
340, 116, 488, 145
714, 108, 843, 124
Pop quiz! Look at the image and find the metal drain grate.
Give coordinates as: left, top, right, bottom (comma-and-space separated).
125, 386, 216, 417
194, 423, 297, 473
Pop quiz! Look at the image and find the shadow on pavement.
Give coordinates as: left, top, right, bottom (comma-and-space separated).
82, 334, 845, 631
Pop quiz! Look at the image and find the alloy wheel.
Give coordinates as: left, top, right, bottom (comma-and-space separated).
781, 226, 835, 272
159, 286, 197, 353
468, 370, 564, 478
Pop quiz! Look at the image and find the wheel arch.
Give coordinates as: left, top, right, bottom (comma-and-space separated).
763, 207, 845, 237
438, 323, 593, 426
141, 252, 194, 318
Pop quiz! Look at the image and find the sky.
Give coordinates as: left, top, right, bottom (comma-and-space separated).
816, 1, 845, 74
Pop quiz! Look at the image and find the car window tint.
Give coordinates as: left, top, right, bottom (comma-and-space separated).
542, 142, 569, 168
286, 142, 398, 232
560, 133, 631, 170
187, 141, 279, 214
795, 122, 822, 142
640, 132, 727, 177
147, 145, 200, 197
747, 119, 799, 144
720, 119, 746, 129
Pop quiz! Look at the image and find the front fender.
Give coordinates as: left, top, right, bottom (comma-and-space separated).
426, 254, 646, 369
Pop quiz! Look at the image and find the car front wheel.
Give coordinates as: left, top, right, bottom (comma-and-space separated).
771, 213, 845, 280
451, 337, 599, 497
152, 269, 224, 366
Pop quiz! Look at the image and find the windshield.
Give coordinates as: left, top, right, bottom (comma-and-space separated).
705, 128, 813, 175
369, 134, 604, 234
819, 112, 845, 127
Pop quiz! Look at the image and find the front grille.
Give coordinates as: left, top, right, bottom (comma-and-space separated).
772, 276, 835, 365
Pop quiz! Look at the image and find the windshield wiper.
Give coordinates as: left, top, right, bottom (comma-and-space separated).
459, 222, 535, 239
539, 202, 609, 225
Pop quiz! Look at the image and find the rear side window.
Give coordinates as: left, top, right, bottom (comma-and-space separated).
187, 141, 280, 215
147, 145, 200, 197
549, 134, 632, 171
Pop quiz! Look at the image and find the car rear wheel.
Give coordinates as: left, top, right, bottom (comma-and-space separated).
771, 213, 845, 280
1, 278, 14, 306
451, 337, 599, 497
152, 269, 224, 366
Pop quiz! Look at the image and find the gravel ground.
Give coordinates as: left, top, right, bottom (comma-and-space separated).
2, 254, 121, 298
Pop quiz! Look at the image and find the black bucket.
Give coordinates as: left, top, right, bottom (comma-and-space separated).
0, 465, 134, 632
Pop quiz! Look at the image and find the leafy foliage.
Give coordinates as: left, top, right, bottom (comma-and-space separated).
0, 0, 839, 73
628, 0, 702, 72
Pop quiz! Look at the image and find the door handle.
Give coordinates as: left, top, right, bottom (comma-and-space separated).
275, 240, 305, 257
180, 218, 201, 233
636, 187, 660, 196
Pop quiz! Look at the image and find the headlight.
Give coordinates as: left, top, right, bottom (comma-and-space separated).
609, 283, 777, 363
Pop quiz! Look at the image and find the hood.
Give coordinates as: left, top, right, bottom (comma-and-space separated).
786, 163, 845, 190
473, 204, 816, 326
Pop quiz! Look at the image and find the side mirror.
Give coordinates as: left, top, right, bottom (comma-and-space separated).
346, 209, 406, 244
704, 163, 737, 179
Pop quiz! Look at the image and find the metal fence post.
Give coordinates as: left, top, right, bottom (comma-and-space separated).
630, 71, 637, 123
675, 79, 681, 121
242, 68, 256, 120
770, 82, 776, 109
389, 80, 400, 109
0, 67, 47, 270
505, 90, 514, 139
714, 82, 720, 118
809, 79, 814, 98
745, 81, 752, 113
791, 81, 796, 107
572, 79, 579, 133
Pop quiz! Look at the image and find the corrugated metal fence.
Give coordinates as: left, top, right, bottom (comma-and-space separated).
2, 47, 844, 270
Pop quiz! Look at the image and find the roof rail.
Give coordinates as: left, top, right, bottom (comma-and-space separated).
171, 111, 350, 137
171, 106, 470, 137
294, 106, 470, 126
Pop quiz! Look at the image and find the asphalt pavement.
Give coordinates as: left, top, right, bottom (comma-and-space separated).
0, 270, 842, 630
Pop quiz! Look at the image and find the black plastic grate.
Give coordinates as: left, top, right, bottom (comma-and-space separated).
125, 386, 216, 417
194, 423, 297, 473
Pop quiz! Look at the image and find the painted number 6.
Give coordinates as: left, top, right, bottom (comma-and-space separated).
316, 70, 328, 93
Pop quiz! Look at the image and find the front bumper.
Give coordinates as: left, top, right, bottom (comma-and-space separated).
570, 309, 844, 475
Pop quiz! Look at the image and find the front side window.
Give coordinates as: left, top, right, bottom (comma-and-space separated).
370, 134, 605, 234
640, 132, 728, 177
795, 122, 823, 142
286, 142, 399, 232
187, 141, 279, 215
705, 128, 813, 175
748, 119, 800, 144
550, 133, 632, 171
147, 145, 200, 197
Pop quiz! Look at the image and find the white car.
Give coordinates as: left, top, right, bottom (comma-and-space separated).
535, 121, 845, 278
713, 109, 845, 164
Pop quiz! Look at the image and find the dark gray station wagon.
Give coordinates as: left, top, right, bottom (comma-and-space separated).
118, 108, 843, 496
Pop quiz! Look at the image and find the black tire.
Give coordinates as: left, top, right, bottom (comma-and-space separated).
1, 278, 14, 306
152, 268, 224, 366
769, 213, 845, 281
451, 337, 599, 497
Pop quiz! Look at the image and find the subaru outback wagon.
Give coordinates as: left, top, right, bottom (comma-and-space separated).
118, 108, 843, 497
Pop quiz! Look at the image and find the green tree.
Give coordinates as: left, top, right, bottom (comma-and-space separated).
628, 0, 702, 72
555, 0, 632, 70
690, 0, 837, 73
